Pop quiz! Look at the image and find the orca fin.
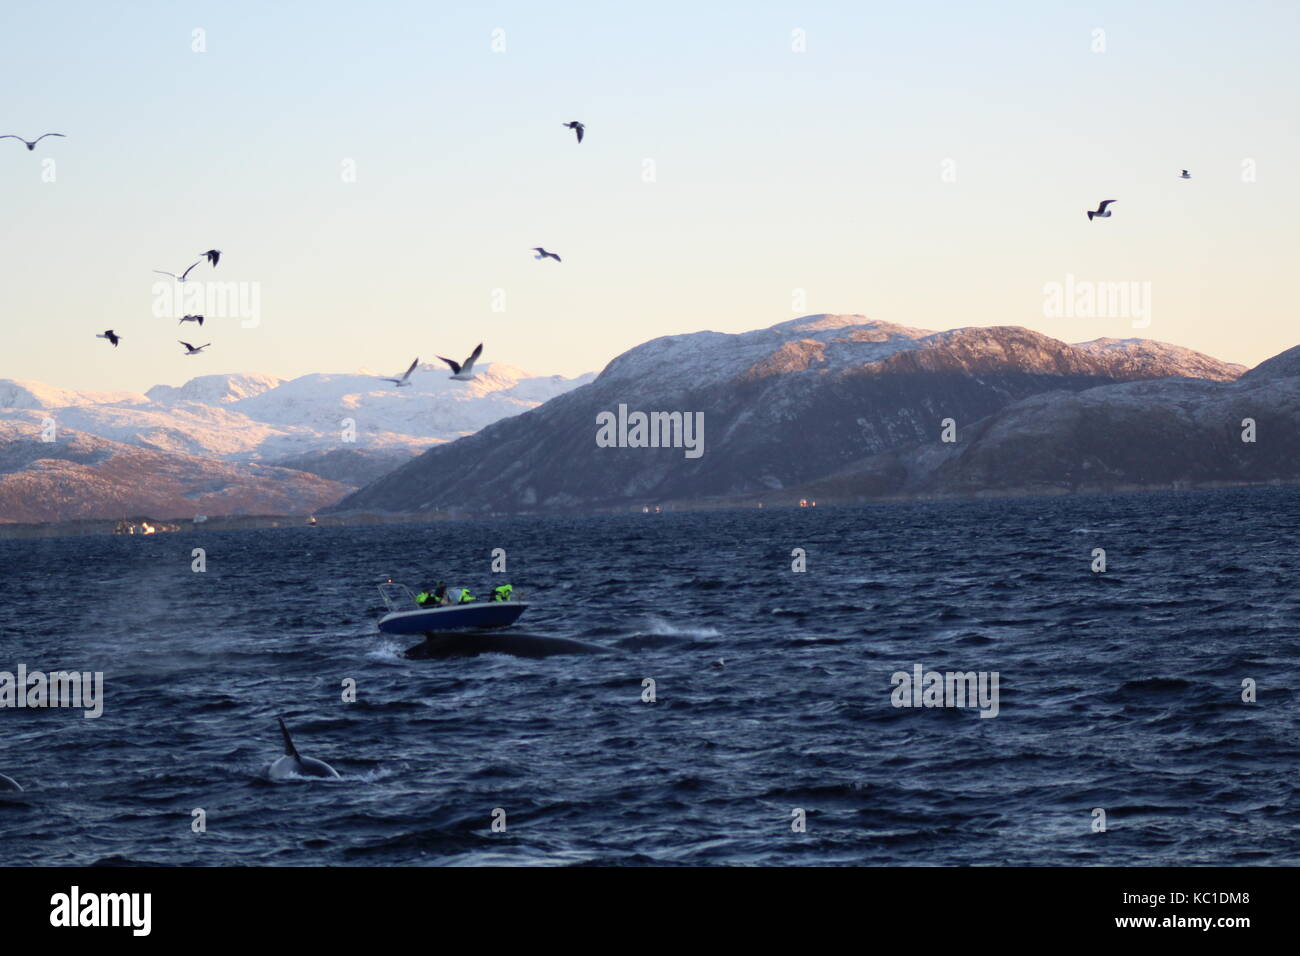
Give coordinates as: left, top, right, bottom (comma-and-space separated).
278, 717, 300, 758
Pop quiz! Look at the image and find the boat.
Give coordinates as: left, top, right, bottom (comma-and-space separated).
376, 582, 528, 635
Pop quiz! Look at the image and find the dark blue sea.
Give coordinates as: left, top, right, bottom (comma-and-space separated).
2, 486, 1298, 866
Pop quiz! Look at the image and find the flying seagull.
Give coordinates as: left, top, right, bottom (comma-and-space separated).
202, 249, 221, 267
96, 330, 122, 347
1086, 199, 1117, 221
380, 357, 419, 387
179, 340, 211, 355
1, 133, 64, 151
532, 247, 561, 262
179, 314, 204, 327
562, 121, 585, 144
437, 343, 483, 381
1180, 169, 1191, 179
155, 260, 203, 282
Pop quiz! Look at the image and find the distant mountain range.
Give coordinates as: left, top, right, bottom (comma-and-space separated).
0, 420, 351, 524
0, 363, 592, 522
331, 314, 1270, 515
8, 316, 1291, 524
0, 363, 593, 460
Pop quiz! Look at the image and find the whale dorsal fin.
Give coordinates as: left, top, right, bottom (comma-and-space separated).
278, 717, 300, 758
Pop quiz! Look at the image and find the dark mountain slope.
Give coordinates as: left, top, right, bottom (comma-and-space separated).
330, 315, 1245, 514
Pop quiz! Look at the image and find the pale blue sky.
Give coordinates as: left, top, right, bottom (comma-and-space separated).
2, 0, 1297, 392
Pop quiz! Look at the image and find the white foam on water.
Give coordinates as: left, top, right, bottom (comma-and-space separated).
365, 640, 408, 663
642, 616, 721, 639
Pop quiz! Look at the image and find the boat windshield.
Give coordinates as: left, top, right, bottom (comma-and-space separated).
378, 582, 420, 613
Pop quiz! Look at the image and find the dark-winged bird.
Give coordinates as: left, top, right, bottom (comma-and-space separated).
1086, 199, 1117, 221
1, 133, 64, 151
437, 344, 483, 381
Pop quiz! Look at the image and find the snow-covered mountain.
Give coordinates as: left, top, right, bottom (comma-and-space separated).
792, 342, 1300, 501
0, 420, 351, 524
0, 363, 595, 463
0, 362, 592, 521
4, 316, 1266, 522
1071, 338, 1248, 382
0, 380, 149, 410
331, 314, 1253, 514
145, 373, 284, 405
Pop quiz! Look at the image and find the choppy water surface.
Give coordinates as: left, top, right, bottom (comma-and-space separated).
2, 487, 1298, 865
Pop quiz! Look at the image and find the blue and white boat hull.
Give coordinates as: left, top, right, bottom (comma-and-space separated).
378, 602, 529, 634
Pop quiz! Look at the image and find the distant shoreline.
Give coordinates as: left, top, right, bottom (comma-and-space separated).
0, 511, 448, 540
3, 477, 1296, 541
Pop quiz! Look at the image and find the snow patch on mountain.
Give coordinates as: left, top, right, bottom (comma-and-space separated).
146, 373, 285, 405
597, 314, 932, 398
1072, 338, 1246, 382
0, 379, 149, 410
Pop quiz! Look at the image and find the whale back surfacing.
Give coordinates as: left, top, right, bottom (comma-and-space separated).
269, 718, 341, 780
405, 632, 611, 659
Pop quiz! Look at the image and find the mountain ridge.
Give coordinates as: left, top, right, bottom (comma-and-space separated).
0, 420, 351, 523
330, 315, 1253, 515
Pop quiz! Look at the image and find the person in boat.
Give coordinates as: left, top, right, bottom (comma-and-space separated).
416, 582, 447, 607
437, 585, 475, 604
491, 584, 513, 602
